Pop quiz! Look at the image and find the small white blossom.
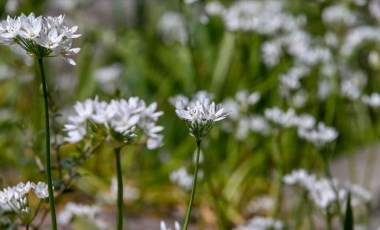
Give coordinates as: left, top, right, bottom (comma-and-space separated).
362, 93, 380, 108
298, 122, 338, 146
58, 202, 108, 228
169, 167, 194, 191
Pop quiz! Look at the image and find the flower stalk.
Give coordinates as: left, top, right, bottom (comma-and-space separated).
183, 139, 201, 230
37, 57, 57, 230
114, 147, 124, 230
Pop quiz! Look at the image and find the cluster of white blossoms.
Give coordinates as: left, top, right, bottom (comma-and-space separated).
233, 216, 284, 230
362, 92, 380, 108
64, 97, 164, 149
284, 169, 371, 210
58, 202, 108, 228
169, 167, 194, 191
160, 220, 181, 230
0, 13, 80, 65
297, 122, 338, 146
174, 94, 228, 140
0, 181, 48, 217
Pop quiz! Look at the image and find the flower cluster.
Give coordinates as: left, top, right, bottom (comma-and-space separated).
297, 122, 338, 147
175, 95, 228, 140
0, 13, 80, 64
160, 220, 181, 230
169, 167, 195, 191
0, 181, 48, 224
58, 202, 108, 228
64, 97, 164, 149
284, 169, 371, 210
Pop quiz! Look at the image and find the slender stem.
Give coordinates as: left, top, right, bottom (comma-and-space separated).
183, 139, 202, 230
37, 57, 57, 230
114, 147, 124, 230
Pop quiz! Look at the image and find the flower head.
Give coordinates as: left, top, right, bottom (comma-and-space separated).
175, 96, 228, 140
0, 13, 80, 64
64, 97, 164, 149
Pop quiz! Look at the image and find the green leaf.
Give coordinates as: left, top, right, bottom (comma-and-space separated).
344, 192, 354, 230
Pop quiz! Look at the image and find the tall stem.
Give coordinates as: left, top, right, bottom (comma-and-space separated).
37, 57, 57, 230
114, 147, 124, 230
183, 139, 201, 230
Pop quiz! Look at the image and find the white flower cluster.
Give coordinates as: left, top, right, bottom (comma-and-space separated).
0, 13, 80, 65
58, 202, 107, 228
169, 167, 194, 191
110, 177, 140, 202
322, 4, 357, 26
0, 181, 48, 216
64, 97, 164, 149
264, 107, 315, 129
175, 94, 228, 140
222, 1, 303, 34
233, 216, 284, 230
362, 93, 380, 108
284, 169, 371, 210
160, 220, 181, 230
157, 12, 187, 45
297, 122, 338, 146
222, 90, 271, 139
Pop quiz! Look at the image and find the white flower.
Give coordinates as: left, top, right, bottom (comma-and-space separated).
19, 13, 42, 39
264, 107, 297, 128
170, 167, 194, 191
309, 178, 338, 209
175, 97, 228, 139
58, 202, 107, 228
297, 122, 338, 146
157, 12, 187, 45
33, 182, 49, 199
0, 13, 80, 64
362, 93, 380, 108
283, 169, 316, 189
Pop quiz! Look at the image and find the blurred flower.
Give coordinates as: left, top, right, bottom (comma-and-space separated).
362, 93, 380, 108
205, 1, 225, 17
233, 216, 284, 230
58, 202, 108, 228
283, 169, 316, 188
170, 167, 194, 191
264, 107, 297, 128
110, 178, 140, 202
297, 122, 338, 146
94, 64, 122, 94
158, 12, 187, 45
160, 220, 181, 230
322, 4, 357, 26
0, 13, 80, 65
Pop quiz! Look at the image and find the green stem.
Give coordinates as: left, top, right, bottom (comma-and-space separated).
183, 139, 202, 230
114, 147, 124, 230
37, 57, 57, 230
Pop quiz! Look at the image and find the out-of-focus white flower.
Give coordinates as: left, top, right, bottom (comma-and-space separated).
110, 178, 140, 202
283, 169, 316, 189
184, 0, 198, 4
309, 178, 338, 209
340, 183, 371, 207
341, 26, 380, 57
362, 93, 380, 108
158, 12, 187, 45
169, 167, 194, 191
233, 216, 284, 230
250, 115, 271, 136
223, 0, 302, 35
279, 65, 310, 90
264, 107, 297, 128
94, 64, 122, 94
58, 202, 108, 228
160, 220, 181, 230
322, 4, 357, 26
33, 182, 49, 199
205, 1, 225, 17
245, 196, 273, 214
297, 122, 338, 146
369, 0, 380, 22
262, 40, 282, 67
